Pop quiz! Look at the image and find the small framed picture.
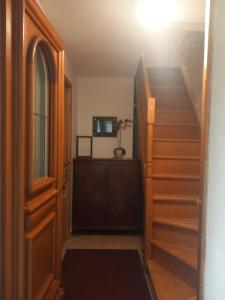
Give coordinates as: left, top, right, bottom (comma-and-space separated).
76, 136, 93, 158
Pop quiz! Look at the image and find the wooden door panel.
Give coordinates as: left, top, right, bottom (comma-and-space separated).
26, 212, 56, 300
1, 1, 64, 299
23, 1, 64, 299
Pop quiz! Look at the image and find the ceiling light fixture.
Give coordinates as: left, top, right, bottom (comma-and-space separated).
137, 0, 177, 29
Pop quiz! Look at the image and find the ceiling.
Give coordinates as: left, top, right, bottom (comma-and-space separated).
39, 0, 205, 77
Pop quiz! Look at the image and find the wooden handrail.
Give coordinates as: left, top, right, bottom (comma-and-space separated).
135, 56, 155, 259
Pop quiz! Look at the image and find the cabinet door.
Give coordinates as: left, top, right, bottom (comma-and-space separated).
108, 162, 142, 229
23, 1, 64, 299
74, 160, 108, 229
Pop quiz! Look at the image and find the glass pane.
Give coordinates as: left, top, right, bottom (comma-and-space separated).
34, 47, 49, 180
105, 120, 113, 133
34, 116, 47, 179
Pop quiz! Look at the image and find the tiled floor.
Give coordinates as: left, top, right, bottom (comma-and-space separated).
63, 234, 143, 256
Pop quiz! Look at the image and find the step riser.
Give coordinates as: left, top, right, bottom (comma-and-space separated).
149, 76, 184, 86
156, 99, 192, 110
153, 141, 200, 156
148, 68, 182, 77
155, 111, 197, 124
152, 87, 189, 98
154, 179, 200, 195
153, 202, 198, 219
153, 159, 200, 176
154, 126, 200, 139
152, 248, 197, 290
153, 223, 198, 249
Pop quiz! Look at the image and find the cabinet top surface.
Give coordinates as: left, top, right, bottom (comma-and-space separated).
74, 158, 138, 162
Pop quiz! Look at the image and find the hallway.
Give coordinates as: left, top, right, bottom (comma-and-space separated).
3, 1, 225, 299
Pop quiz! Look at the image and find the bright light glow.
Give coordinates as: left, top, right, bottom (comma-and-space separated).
137, 0, 177, 29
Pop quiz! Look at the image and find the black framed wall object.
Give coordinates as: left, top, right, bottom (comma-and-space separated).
76, 136, 93, 158
93, 116, 117, 137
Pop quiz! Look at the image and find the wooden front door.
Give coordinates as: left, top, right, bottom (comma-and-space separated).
62, 77, 72, 242
23, 1, 64, 299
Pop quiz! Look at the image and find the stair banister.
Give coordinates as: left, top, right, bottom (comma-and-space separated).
136, 56, 155, 259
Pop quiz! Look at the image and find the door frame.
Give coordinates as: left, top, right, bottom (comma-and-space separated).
0, 0, 25, 299
0, 0, 14, 298
63, 75, 72, 241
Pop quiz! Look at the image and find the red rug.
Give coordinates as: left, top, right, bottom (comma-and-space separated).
62, 249, 151, 300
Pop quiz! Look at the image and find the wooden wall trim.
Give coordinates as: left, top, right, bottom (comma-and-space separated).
0, 0, 15, 299
55, 49, 65, 278
198, 0, 213, 299
13, 0, 26, 298
25, 0, 64, 51
26, 211, 56, 239
25, 188, 58, 214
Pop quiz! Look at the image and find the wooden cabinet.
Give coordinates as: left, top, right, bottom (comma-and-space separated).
72, 159, 143, 232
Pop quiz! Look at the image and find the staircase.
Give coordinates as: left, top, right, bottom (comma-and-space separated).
135, 63, 200, 300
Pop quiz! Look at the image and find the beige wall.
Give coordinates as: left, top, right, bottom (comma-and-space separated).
203, 0, 225, 298
176, 31, 204, 121
64, 54, 78, 157
76, 77, 134, 158
144, 30, 204, 122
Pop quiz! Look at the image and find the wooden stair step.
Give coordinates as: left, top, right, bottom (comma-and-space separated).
151, 87, 189, 98
149, 76, 184, 86
153, 221, 198, 249
153, 139, 201, 157
153, 194, 198, 204
156, 109, 194, 113
153, 155, 200, 160
147, 260, 196, 300
151, 239, 197, 269
153, 218, 198, 232
155, 110, 197, 124
153, 177, 199, 195
153, 158, 200, 176
154, 124, 200, 139
148, 67, 182, 76
152, 174, 200, 180
154, 138, 200, 143
156, 98, 192, 110
153, 198, 198, 219
155, 123, 199, 127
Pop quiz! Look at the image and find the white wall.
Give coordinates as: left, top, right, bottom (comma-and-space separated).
76, 78, 134, 158
203, 1, 225, 298
64, 54, 78, 157
176, 31, 204, 121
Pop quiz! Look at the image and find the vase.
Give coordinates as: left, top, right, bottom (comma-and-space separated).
113, 147, 126, 159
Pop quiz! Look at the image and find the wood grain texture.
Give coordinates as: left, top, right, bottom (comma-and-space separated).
12, 0, 65, 298
147, 260, 196, 300
62, 76, 72, 243
136, 66, 202, 298
26, 212, 56, 300
0, 0, 15, 298
135, 57, 156, 259
73, 158, 143, 232
198, 2, 213, 298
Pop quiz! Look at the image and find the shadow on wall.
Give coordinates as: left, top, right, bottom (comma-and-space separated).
176, 31, 205, 122
144, 30, 205, 122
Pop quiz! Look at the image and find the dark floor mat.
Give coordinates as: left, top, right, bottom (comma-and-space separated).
62, 249, 151, 300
